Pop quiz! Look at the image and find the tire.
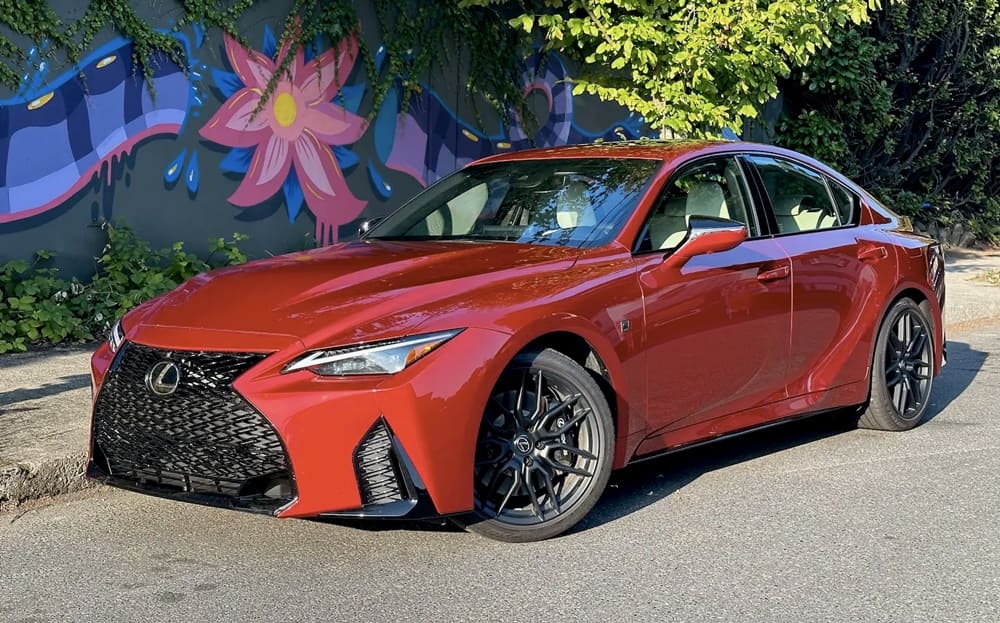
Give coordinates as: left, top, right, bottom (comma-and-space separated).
859, 298, 935, 431
461, 348, 614, 542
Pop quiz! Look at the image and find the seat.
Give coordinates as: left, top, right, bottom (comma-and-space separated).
649, 197, 687, 249
413, 183, 488, 235
686, 181, 730, 220
773, 195, 829, 233
555, 181, 596, 228
817, 212, 840, 228
773, 195, 806, 233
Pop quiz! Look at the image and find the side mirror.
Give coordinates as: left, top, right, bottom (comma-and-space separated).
665, 216, 747, 268
357, 217, 384, 238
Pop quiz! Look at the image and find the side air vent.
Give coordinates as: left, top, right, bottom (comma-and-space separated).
353, 418, 406, 506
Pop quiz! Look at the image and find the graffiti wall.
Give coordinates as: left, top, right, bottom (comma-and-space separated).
0, 1, 646, 275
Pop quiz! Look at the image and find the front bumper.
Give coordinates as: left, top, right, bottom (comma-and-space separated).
86, 327, 512, 519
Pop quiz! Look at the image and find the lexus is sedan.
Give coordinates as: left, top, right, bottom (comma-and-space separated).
87, 140, 946, 542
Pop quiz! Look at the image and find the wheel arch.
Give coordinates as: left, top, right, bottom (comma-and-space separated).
486, 314, 641, 468
881, 281, 944, 376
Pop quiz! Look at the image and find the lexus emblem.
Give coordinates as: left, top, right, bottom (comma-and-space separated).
514, 435, 532, 455
146, 361, 181, 396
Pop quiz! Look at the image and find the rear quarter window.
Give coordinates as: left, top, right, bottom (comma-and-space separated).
827, 179, 861, 226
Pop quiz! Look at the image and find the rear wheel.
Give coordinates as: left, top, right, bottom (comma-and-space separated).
463, 348, 614, 542
859, 298, 935, 431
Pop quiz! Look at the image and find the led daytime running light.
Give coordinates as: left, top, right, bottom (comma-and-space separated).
285, 330, 462, 375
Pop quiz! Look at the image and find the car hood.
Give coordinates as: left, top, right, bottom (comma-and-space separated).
127, 240, 581, 350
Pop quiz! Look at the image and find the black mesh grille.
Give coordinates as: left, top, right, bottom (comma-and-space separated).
90, 342, 294, 513
353, 419, 405, 505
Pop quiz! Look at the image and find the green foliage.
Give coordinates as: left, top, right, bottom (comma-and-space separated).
0, 0, 250, 96
463, 0, 882, 136
254, 0, 527, 124
776, 0, 1000, 243
0, 224, 247, 353
0, 1, 528, 124
0, 252, 90, 353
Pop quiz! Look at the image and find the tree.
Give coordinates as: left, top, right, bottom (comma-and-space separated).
461, 0, 882, 136
776, 0, 1000, 241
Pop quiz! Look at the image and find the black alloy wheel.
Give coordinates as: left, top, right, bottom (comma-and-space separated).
859, 298, 935, 431
464, 348, 613, 542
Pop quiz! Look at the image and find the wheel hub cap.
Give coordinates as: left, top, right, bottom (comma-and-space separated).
513, 435, 533, 455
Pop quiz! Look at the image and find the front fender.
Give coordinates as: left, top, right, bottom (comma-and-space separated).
476, 312, 647, 469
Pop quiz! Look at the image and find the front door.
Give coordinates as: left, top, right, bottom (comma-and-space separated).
633, 156, 793, 444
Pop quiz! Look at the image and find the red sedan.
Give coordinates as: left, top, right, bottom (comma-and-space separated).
87, 140, 946, 541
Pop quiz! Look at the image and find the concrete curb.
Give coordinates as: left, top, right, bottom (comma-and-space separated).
0, 454, 95, 513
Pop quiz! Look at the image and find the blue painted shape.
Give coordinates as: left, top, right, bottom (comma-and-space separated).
367, 159, 392, 200
185, 150, 199, 193
0, 32, 197, 222
373, 88, 400, 163
304, 36, 323, 63
164, 149, 186, 184
211, 68, 244, 98
7, 121, 74, 183
721, 126, 741, 140
193, 22, 206, 48
219, 146, 254, 174
282, 167, 304, 222
337, 83, 365, 114
332, 146, 359, 171
262, 25, 277, 60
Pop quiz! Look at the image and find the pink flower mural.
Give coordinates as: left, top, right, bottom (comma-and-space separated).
200, 29, 367, 244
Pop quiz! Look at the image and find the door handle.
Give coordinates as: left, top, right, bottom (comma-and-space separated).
857, 244, 888, 261
757, 265, 790, 283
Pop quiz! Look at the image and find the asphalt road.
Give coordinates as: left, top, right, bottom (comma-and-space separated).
2, 326, 999, 623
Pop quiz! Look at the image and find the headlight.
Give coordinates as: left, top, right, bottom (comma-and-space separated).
108, 319, 125, 353
284, 329, 463, 376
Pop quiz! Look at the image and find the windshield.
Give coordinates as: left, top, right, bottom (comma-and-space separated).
365, 158, 661, 248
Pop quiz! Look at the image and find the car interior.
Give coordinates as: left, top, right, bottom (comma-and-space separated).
642, 159, 752, 251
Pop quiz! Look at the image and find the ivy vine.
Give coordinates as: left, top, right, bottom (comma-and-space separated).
0, 0, 528, 127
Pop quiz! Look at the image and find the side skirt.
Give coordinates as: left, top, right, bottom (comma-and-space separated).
627, 406, 856, 466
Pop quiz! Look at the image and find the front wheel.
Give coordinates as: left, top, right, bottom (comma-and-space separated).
462, 348, 614, 542
859, 298, 935, 431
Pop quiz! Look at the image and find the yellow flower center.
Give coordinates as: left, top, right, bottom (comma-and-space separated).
273, 92, 297, 127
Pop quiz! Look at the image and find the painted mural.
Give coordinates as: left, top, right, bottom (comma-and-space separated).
200, 27, 368, 244
0, 15, 646, 255
373, 50, 645, 190
0, 34, 199, 224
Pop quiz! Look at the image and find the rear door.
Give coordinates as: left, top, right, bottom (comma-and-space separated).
743, 155, 894, 397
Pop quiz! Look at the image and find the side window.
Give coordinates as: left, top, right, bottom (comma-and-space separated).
748, 156, 839, 234
638, 157, 756, 252
828, 179, 860, 226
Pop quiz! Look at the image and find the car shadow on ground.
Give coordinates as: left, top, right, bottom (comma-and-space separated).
0, 374, 90, 409
922, 340, 990, 422
317, 339, 988, 539
572, 338, 988, 534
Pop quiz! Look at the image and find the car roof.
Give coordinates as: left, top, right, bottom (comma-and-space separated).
474, 139, 721, 163
474, 139, 859, 192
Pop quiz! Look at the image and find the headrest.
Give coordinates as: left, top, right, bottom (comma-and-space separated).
686, 181, 729, 219
556, 181, 596, 228
773, 195, 818, 216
